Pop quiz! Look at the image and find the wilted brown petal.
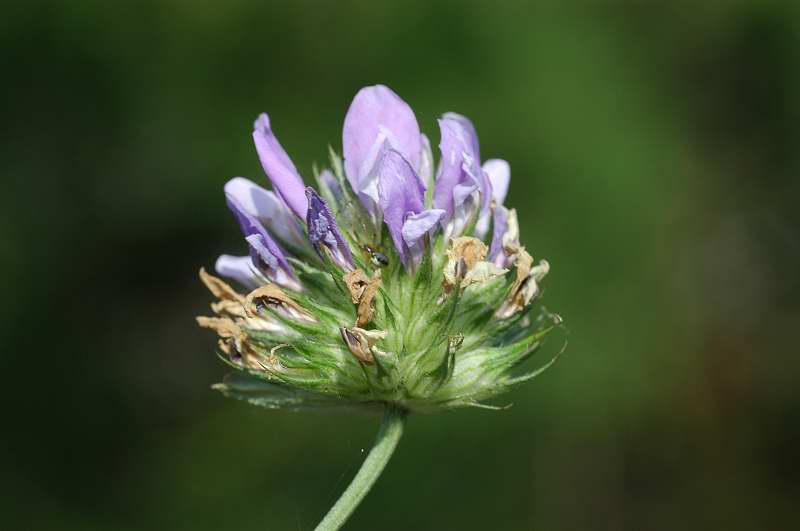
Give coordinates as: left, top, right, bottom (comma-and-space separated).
245, 284, 314, 321
449, 237, 487, 269
496, 252, 549, 318
443, 237, 504, 293
344, 269, 370, 304
340, 326, 387, 363
344, 268, 382, 326
196, 315, 243, 339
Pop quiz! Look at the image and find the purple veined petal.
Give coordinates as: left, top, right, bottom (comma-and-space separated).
482, 159, 510, 206
489, 205, 510, 266
226, 193, 299, 289
252, 113, 308, 219
343, 85, 422, 196
305, 187, 354, 270
215, 254, 262, 290
351, 139, 427, 221
353, 138, 388, 218
377, 149, 426, 267
433, 113, 483, 221
452, 181, 479, 210
402, 208, 446, 266
224, 177, 276, 218
224, 177, 305, 248
401, 209, 444, 242
244, 234, 300, 290
441, 112, 480, 157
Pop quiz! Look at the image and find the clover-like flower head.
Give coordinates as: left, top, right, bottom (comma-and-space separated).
198, 85, 561, 413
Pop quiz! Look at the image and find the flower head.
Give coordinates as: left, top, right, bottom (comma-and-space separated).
198, 85, 561, 413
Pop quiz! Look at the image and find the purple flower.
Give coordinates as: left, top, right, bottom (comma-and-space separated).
200, 85, 561, 421
377, 149, 445, 268
253, 113, 308, 219
226, 193, 300, 290
343, 85, 423, 216
305, 187, 354, 270
433, 113, 493, 237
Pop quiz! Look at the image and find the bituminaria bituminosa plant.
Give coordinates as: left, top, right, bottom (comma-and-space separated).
197, 85, 563, 530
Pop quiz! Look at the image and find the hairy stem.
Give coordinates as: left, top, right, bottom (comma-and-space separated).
315, 405, 407, 531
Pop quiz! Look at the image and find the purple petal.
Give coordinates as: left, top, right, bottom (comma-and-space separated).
475, 159, 509, 238
377, 149, 425, 266
474, 165, 497, 238
305, 187, 354, 270
226, 193, 298, 288
252, 113, 308, 219
224, 177, 305, 248
432, 113, 484, 221
489, 205, 509, 265
343, 85, 422, 197
402, 208, 446, 266
401, 209, 444, 242
482, 159, 510, 206
442, 112, 480, 157
215, 254, 261, 290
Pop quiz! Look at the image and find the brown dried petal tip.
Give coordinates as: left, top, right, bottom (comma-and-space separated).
245, 284, 313, 321
340, 327, 387, 363
344, 268, 382, 326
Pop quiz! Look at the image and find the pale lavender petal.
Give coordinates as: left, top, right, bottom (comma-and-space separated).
343, 85, 422, 196
224, 177, 276, 218
442, 112, 480, 157
377, 149, 425, 266
305, 187, 354, 270
401, 209, 444, 243
402, 208, 446, 265
226, 193, 298, 287
489, 205, 509, 265
475, 159, 508, 238
433, 113, 484, 220
224, 177, 304, 248
482, 159, 510, 205
252, 113, 308, 219
452, 181, 478, 210
244, 234, 297, 290
215, 254, 261, 290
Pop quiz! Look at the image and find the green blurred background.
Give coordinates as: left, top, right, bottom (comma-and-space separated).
2, 1, 799, 529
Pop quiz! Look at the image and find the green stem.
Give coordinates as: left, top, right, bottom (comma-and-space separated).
315, 405, 407, 531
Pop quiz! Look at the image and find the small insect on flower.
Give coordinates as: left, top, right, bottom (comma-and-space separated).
197, 84, 562, 414
362, 244, 390, 268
